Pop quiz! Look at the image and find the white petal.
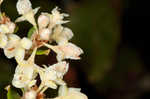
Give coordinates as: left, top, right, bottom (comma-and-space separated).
62, 27, 74, 41
39, 28, 51, 40
45, 69, 57, 81
68, 88, 81, 92
0, 34, 8, 48
28, 80, 37, 88
24, 90, 37, 99
15, 48, 25, 62
4, 34, 20, 58
55, 79, 66, 85
24, 10, 36, 26
8, 34, 20, 41
0, 24, 9, 33
55, 43, 83, 61
52, 25, 63, 40
57, 27, 74, 45
66, 91, 88, 99
7, 22, 16, 33
16, 0, 32, 15
4, 48, 15, 58
12, 75, 26, 88
20, 37, 32, 49
50, 61, 69, 76
15, 16, 26, 23
12, 64, 35, 88
46, 81, 57, 89
58, 85, 68, 96
50, 7, 69, 27
33, 7, 40, 15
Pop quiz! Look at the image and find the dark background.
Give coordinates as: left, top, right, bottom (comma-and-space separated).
1, 0, 150, 99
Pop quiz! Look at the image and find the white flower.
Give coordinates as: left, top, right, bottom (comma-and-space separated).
52, 25, 74, 45
0, 22, 16, 48
54, 85, 88, 99
44, 43, 83, 61
38, 61, 69, 89
12, 63, 36, 88
12, 48, 38, 88
16, 0, 40, 26
4, 34, 32, 62
48, 7, 69, 29
0, 22, 16, 34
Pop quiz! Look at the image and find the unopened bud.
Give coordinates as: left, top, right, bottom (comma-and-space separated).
38, 14, 50, 29
20, 37, 32, 49
16, 0, 32, 15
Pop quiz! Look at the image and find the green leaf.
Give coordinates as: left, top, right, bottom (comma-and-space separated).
14, 26, 19, 33
36, 49, 50, 55
6, 86, 20, 99
27, 27, 36, 38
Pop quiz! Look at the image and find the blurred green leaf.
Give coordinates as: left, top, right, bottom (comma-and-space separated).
14, 26, 19, 33
36, 49, 50, 55
7, 86, 20, 99
27, 27, 36, 38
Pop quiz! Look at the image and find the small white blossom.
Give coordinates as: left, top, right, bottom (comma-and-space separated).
48, 7, 69, 29
4, 34, 32, 62
16, 0, 40, 26
44, 43, 83, 61
12, 63, 36, 88
54, 85, 88, 99
12, 48, 38, 88
38, 61, 69, 89
52, 25, 74, 45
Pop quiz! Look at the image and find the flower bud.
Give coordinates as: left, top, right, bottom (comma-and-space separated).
20, 37, 32, 49
39, 28, 51, 40
16, 0, 32, 15
15, 47, 25, 62
38, 14, 50, 29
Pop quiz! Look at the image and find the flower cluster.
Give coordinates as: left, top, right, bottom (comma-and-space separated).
0, 0, 87, 99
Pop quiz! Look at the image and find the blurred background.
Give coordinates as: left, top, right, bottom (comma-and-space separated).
1, 0, 150, 99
